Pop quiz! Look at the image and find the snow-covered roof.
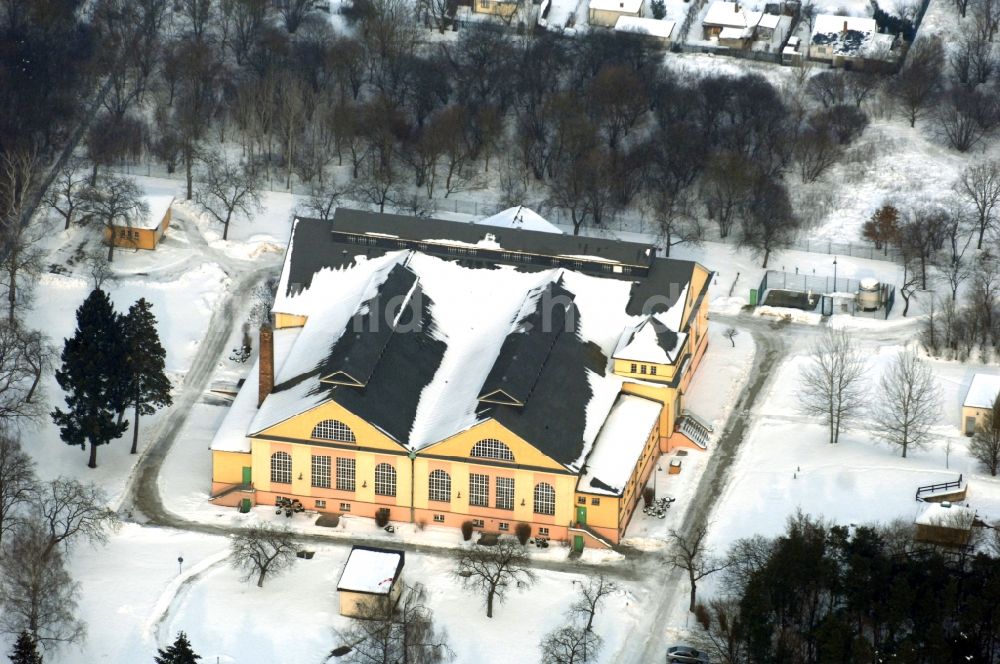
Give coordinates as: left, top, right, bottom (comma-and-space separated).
758, 12, 780, 28
810, 14, 891, 57
915, 503, 975, 529
589, 0, 642, 13
965, 373, 1000, 409
478, 206, 562, 234
577, 395, 662, 496
126, 195, 173, 230
337, 547, 404, 594
719, 25, 753, 39
614, 16, 676, 39
703, 1, 761, 28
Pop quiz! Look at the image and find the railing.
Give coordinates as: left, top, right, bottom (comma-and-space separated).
915, 474, 963, 502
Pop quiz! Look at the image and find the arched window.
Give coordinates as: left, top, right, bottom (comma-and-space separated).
428, 469, 451, 502
470, 438, 514, 462
375, 463, 396, 497
533, 482, 555, 516
311, 419, 356, 443
270, 451, 292, 484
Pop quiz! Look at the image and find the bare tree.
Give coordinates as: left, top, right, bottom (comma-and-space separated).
0, 522, 85, 650
32, 478, 119, 561
0, 219, 45, 322
0, 322, 53, 428
800, 329, 868, 445
453, 539, 536, 618
230, 523, 298, 587
43, 159, 90, 231
276, 0, 315, 33
692, 598, 747, 664
736, 176, 799, 268
720, 534, 773, 598
0, 435, 35, 545
871, 351, 940, 458
195, 156, 262, 241
667, 525, 729, 612
936, 87, 996, 153
970, 394, 1000, 475
84, 249, 117, 292
333, 582, 452, 664
570, 575, 617, 632
956, 160, 1000, 249
724, 328, 739, 347
890, 37, 944, 128
80, 175, 148, 262
539, 625, 602, 664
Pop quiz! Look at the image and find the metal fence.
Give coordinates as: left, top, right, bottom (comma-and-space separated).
755, 269, 896, 319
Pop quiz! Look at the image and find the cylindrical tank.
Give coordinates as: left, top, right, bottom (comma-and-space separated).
857, 278, 881, 311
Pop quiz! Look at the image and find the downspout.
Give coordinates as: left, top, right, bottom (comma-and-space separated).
408, 449, 416, 524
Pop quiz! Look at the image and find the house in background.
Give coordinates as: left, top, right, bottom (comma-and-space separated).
914, 502, 976, 547
614, 16, 676, 46
589, 0, 643, 28
337, 546, 405, 617
963, 373, 1000, 435
106, 194, 173, 251
702, 0, 760, 40
472, 0, 520, 19
209, 209, 713, 550
808, 14, 898, 69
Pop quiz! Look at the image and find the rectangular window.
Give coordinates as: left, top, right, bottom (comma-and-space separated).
472, 518, 484, 527
539, 527, 549, 536
650, 366, 657, 376
315, 499, 326, 508
336, 457, 355, 492
591, 497, 601, 506
311, 455, 331, 488
577, 496, 586, 505
433, 514, 445, 523
630, 363, 637, 373
340, 502, 351, 511
499, 522, 509, 531
496, 477, 514, 511
470, 473, 489, 507
640, 365, 647, 375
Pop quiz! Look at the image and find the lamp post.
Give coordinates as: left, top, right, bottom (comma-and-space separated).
177, 556, 184, 575
833, 256, 838, 292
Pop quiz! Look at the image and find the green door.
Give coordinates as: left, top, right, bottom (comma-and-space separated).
576, 505, 587, 525
749, 288, 758, 306
573, 536, 584, 553
242, 466, 252, 484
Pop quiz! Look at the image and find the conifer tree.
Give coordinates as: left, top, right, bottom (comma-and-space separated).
8, 631, 42, 664
122, 299, 172, 454
51, 290, 128, 468
154, 631, 201, 664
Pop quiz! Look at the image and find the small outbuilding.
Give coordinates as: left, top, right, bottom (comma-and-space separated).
588, 0, 643, 28
106, 194, 173, 251
614, 16, 676, 45
963, 373, 1000, 435
337, 546, 405, 617
914, 502, 976, 547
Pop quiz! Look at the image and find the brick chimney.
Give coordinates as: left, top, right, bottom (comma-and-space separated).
843, 19, 848, 32
258, 324, 274, 408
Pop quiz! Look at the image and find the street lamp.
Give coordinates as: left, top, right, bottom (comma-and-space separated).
833, 256, 838, 291
177, 556, 184, 574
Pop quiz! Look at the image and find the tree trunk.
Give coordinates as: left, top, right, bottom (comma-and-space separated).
761, 248, 771, 269
186, 156, 194, 200
107, 234, 115, 262
688, 577, 697, 612
487, 588, 495, 618
223, 210, 232, 241
7, 272, 15, 323
131, 401, 140, 454
257, 570, 265, 587
979, 223, 986, 250
88, 441, 98, 468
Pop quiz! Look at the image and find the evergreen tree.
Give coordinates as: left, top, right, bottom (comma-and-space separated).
154, 631, 201, 664
8, 631, 41, 664
122, 299, 172, 454
51, 289, 128, 468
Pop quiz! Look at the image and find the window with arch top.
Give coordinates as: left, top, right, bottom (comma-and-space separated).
428, 469, 451, 502
470, 438, 514, 462
311, 419, 356, 443
533, 482, 555, 515
270, 451, 292, 484
375, 463, 397, 497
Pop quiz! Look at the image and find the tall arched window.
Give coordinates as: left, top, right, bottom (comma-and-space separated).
311, 419, 356, 443
533, 482, 555, 515
375, 463, 396, 497
428, 470, 451, 502
470, 438, 514, 462
270, 451, 292, 484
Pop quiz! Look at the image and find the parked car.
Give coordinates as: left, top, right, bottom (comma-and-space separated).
666, 645, 709, 663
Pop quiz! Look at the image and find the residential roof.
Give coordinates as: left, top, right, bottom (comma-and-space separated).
122, 195, 173, 230
478, 206, 563, 234
915, 503, 975, 529
614, 16, 676, 39
703, 1, 761, 28
810, 14, 891, 57
758, 12, 780, 28
577, 395, 662, 496
589, 0, 643, 13
337, 546, 405, 595
965, 373, 1000, 409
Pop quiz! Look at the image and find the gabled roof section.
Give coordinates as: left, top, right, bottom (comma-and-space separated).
614, 317, 685, 364
318, 263, 419, 389
477, 280, 575, 407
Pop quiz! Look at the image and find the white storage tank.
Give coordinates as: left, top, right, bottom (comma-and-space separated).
857, 278, 881, 311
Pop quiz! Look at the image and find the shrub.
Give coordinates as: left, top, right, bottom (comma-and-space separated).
515, 522, 532, 545
651, 0, 666, 18
375, 508, 390, 528
416, 519, 427, 531
643, 486, 655, 507
461, 520, 474, 541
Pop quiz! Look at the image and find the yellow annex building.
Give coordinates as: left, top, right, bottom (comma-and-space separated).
210, 209, 712, 549
105, 194, 173, 251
